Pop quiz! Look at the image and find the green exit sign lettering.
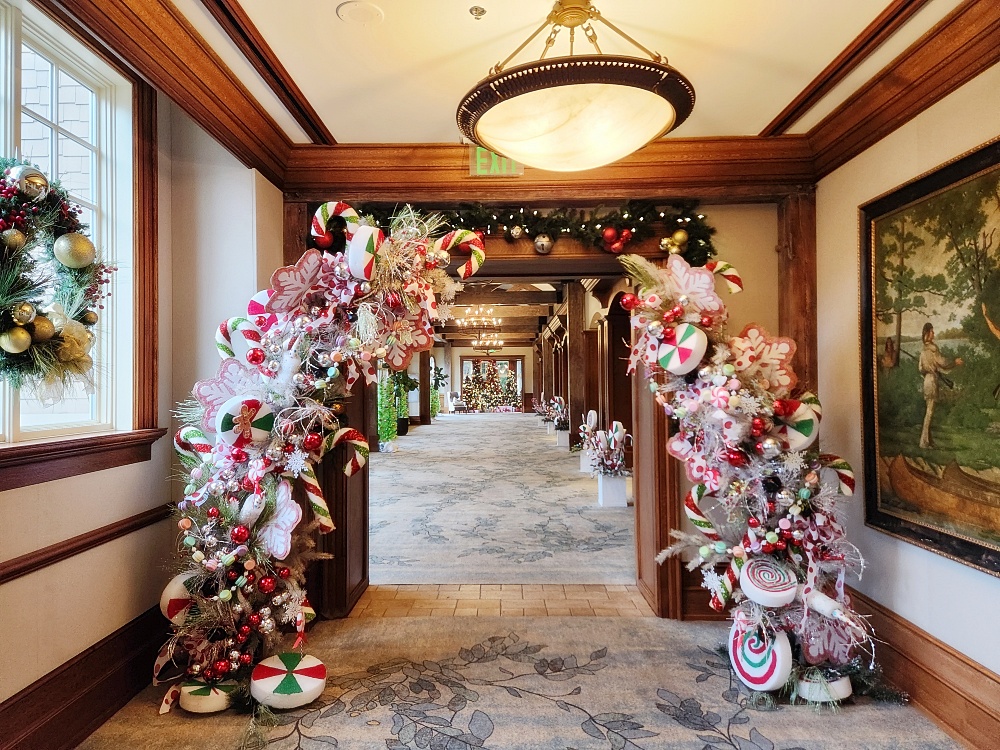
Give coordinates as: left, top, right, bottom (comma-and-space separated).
468, 146, 524, 177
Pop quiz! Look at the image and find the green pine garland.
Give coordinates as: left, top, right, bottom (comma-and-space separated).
377, 369, 397, 443
355, 200, 716, 266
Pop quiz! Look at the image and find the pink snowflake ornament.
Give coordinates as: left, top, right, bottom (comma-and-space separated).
192, 358, 259, 433
664, 255, 726, 317
728, 324, 798, 396
257, 479, 302, 560
266, 249, 325, 314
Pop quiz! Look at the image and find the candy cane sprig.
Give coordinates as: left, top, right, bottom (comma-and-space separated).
432, 229, 485, 280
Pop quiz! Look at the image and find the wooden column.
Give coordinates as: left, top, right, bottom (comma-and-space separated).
531, 341, 542, 411
418, 349, 431, 425
777, 191, 818, 390
566, 281, 587, 447
308, 380, 372, 618
283, 201, 309, 264
541, 334, 554, 402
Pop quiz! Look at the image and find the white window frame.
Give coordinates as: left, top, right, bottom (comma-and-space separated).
0, 0, 134, 444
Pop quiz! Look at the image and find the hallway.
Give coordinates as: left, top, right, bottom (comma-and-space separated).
370, 413, 634, 584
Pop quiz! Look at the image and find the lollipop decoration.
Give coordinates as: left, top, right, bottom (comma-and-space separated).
160, 202, 484, 721
0, 159, 113, 400
620, 251, 885, 704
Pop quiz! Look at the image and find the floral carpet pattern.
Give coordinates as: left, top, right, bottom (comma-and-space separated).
370, 414, 634, 584
81, 617, 959, 750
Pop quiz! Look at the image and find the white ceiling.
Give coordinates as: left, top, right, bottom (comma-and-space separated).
177, 0, 962, 145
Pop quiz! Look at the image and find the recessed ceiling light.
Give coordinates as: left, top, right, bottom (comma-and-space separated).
336, 1, 384, 25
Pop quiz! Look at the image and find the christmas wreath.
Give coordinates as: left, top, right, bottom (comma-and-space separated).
0, 158, 113, 402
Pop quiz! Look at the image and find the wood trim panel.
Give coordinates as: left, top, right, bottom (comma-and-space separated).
133, 79, 158, 429
32, 0, 291, 185
283, 136, 816, 204
0, 504, 171, 585
680, 566, 728, 621
0, 606, 166, 750
776, 192, 818, 390
197, 0, 335, 145
850, 590, 1000, 749
760, 0, 933, 136
0, 429, 167, 492
809, 0, 1000, 178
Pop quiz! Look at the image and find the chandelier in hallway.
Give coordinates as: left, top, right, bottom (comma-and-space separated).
472, 331, 505, 354
457, 305, 501, 331
457, 0, 695, 172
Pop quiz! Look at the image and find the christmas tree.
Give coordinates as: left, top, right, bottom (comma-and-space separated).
501, 367, 522, 410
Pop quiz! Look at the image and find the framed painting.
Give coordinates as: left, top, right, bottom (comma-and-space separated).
861, 137, 1000, 576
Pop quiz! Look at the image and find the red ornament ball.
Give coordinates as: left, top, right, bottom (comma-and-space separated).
247, 614, 262, 628
240, 476, 255, 492
302, 432, 323, 451
282, 442, 296, 454
201, 668, 215, 681
619, 293, 640, 311
236, 633, 248, 644
227, 570, 239, 582
747, 516, 761, 528
230, 525, 250, 544
724, 448, 748, 467
206, 507, 220, 519
700, 315, 714, 329
661, 326, 676, 343
609, 240, 625, 253
213, 659, 230, 675
258, 576, 277, 594
231, 447, 249, 464
620, 228, 633, 242
313, 232, 334, 249
246, 347, 265, 365
761, 542, 775, 554
239, 653, 253, 665
473, 229, 486, 242
601, 226, 619, 244
238, 624, 252, 636
245, 572, 256, 584
277, 567, 291, 579
772, 399, 790, 417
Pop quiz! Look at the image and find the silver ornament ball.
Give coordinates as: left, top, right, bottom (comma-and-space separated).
11, 301, 36, 325
533, 233, 553, 255
9, 165, 49, 200
333, 262, 351, 280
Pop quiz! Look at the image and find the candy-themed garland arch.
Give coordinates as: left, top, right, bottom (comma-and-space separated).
159, 204, 485, 717
618, 252, 897, 703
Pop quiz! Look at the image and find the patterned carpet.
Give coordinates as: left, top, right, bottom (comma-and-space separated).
370, 413, 634, 584
82, 616, 959, 750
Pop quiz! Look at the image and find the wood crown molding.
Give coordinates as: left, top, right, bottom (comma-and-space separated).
196, 0, 336, 145
760, 0, 932, 136
808, 0, 1000, 178
31, 0, 292, 186
851, 589, 1000, 750
0, 606, 166, 750
0, 429, 167, 492
0, 504, 171, 585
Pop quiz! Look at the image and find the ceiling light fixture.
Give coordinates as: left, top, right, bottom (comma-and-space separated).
457, 0, 694, 173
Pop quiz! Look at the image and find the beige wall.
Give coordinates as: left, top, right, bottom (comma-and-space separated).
816, 63, 1000, 674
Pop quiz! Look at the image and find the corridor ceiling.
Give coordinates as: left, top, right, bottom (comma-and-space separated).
174, 0, 963, 145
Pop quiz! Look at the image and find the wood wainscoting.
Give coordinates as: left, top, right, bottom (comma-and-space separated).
0, 606, 166, 750
851, 590, 1000, 750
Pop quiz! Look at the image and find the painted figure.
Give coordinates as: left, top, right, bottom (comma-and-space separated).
881, 336, 897, 368
918, 322, 962, 449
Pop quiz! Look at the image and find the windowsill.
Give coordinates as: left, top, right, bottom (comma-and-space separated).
0, 428, 168, 492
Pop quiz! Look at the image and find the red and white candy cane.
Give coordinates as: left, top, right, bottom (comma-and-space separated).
819, 453, 855, 495
311, 200, 361, 247
297, 463, 335, 533
432, 229, 485, 280
174, 426, 213, 463
216, 316, 262, 360
325, 427, 370, 476
705, 260, 743, 294
684, 484, 720, 540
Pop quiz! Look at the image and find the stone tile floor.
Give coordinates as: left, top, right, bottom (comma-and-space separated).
348, 583, 656, 618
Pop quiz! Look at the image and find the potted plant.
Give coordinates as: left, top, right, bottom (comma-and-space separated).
391, 371, 419, 436
590, 421, 631, 507
377, 368, 398, 450
430, 365, 448, 417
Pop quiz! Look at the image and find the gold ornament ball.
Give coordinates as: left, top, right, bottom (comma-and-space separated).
667, 241, 684, 255
0, 326, 32, 354
53, 232, 96, 268
81, 310, 100, 325
9, 165, 49, 200
11, 301, 36, 325
1, 228, 27, 251
671, 228, 689, 246
29, 315, 56, 341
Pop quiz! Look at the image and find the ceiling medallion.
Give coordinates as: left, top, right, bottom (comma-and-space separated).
457, 0, 695, 173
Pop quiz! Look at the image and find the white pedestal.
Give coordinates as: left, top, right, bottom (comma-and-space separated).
537, 417, 546, 427
579, 451, 592, 473
546, 423, 553, 434
555, 430, 570, 447
597, 475, 628, 507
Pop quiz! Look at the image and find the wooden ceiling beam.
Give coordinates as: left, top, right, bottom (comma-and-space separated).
450, 304, 551, 318
450, 290, 559, 305
283, 136, 816, 204
441, 321, 541, 333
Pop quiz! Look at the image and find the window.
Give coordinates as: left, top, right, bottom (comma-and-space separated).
0, 0, 134, 443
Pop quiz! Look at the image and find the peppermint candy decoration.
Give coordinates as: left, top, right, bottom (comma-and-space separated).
657, 322, 708, 375
347, 224, 385, 280
739, 557, 798, 607
728, 624, 792, 692
179, 679, 237, 713
770, 392, 822, 452
159, 573, 195, 626
250, 652, 327, 709
215, 395, 274, 448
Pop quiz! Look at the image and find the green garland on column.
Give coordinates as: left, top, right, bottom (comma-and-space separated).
377, 368, 397, 443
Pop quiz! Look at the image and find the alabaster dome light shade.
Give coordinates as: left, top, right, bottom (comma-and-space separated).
459, 55, 694, 173
457, 0, 697, 175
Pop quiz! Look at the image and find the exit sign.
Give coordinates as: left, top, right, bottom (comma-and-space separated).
468, 146, 524, 177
